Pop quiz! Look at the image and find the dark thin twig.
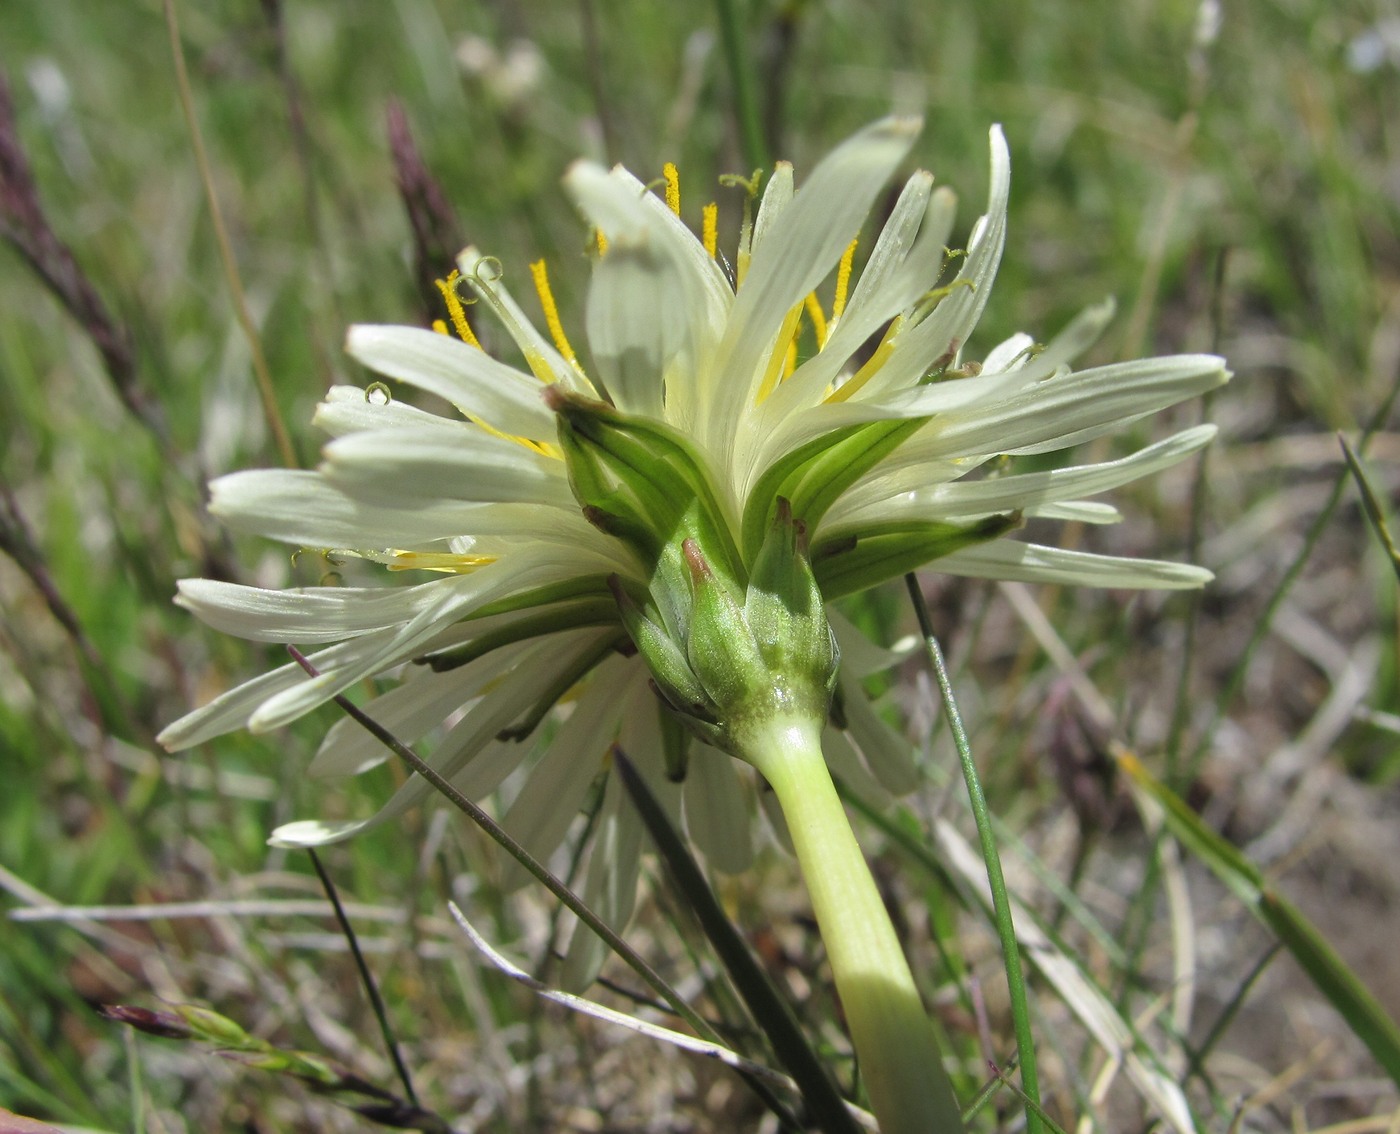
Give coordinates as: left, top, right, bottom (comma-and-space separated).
306, 847, 419, 1108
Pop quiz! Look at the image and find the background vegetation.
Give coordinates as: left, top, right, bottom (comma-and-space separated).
1, 0, 1397, 1130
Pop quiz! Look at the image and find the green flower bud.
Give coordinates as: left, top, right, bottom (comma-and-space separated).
608, 574, 714, 723
744, 499, 838, 704
682, 538, 766, 719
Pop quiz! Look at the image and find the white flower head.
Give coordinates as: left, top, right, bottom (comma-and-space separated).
161, 118, 1227, 986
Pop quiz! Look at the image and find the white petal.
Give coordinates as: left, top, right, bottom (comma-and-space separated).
455, 248, 587, 394
1024, 501, 1122, 524
684, 745, 753, 874
822, 723, 893, 805
749, 370, 1000, 477
174, 576, 464, 644
711, 117, 923, 442
936, 541, 1214, 589
561, 161, 733, 419
828, 607, 914, 679
854, 125, 1011, 399
758, 782, 794, 855
981, 333, 1036, 373
1030, 297, 1117, 372
908, 356, 1229, 460
448, 736, 531, 802
156, 635, 385, 751
346, 324, 556, 440
755, 176, 957, 428
313, 385, 456, 438
616, 678, 683, 827
248, 554, 611, 733
211, 469, 475, 548
321, 424, 571, 508
270, 630, 617, 848
838, 425, 1217, 528
210, 467, 606, 551
309, 643, 530, 778
750, 163, 793, 255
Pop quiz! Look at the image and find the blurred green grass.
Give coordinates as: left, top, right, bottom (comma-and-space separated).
2, 0, 1397, 1129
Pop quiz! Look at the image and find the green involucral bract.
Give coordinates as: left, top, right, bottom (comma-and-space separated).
555, 393, 841, 752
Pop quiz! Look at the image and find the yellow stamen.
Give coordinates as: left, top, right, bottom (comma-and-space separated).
663, 162, 681, 216
595, 227, 608, 255
702, 202, 718, 259
432, 319, 448, 335
471, 412, 559, 459
384, 550, 497, 573
824, 317, 902, 404
833, 238, 857, 320
755, 301, 804, 402
433, 270, 482, 348
529, 259, 578, 367
803, 292, 829, 349
783, 337, 798, 378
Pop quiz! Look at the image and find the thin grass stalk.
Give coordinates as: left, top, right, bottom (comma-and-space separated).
306, 848, 419, 1108
905, 573, 1045, 1134
163, 0, 298, 469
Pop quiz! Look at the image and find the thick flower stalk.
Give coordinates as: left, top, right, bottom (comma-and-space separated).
162, 117, 1228, 1132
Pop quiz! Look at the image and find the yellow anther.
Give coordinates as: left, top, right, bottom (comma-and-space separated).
662, 162, 681, 216
824, 317, 901, 404
755, 301, 804, 403
433, 270, 482, 348
803, 292, 829, 348
432, 318, 449, 335
471, 411, 560, 459
529, 259, 579, 367
833, 238, 857, 319
702, 202, 718, 260
385, 550, 497, 574
594, 227, 608, 255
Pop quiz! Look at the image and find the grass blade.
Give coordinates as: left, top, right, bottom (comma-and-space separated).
906, 573, 1046, 1132
1117, 750, 1400, 1086
1339, 433, 1400, 583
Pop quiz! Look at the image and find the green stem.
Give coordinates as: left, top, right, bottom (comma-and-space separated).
713, 0, 770, 171
736, 714, 963, 1134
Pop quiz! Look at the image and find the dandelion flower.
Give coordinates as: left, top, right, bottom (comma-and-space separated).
162, 117, 1227, 1131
